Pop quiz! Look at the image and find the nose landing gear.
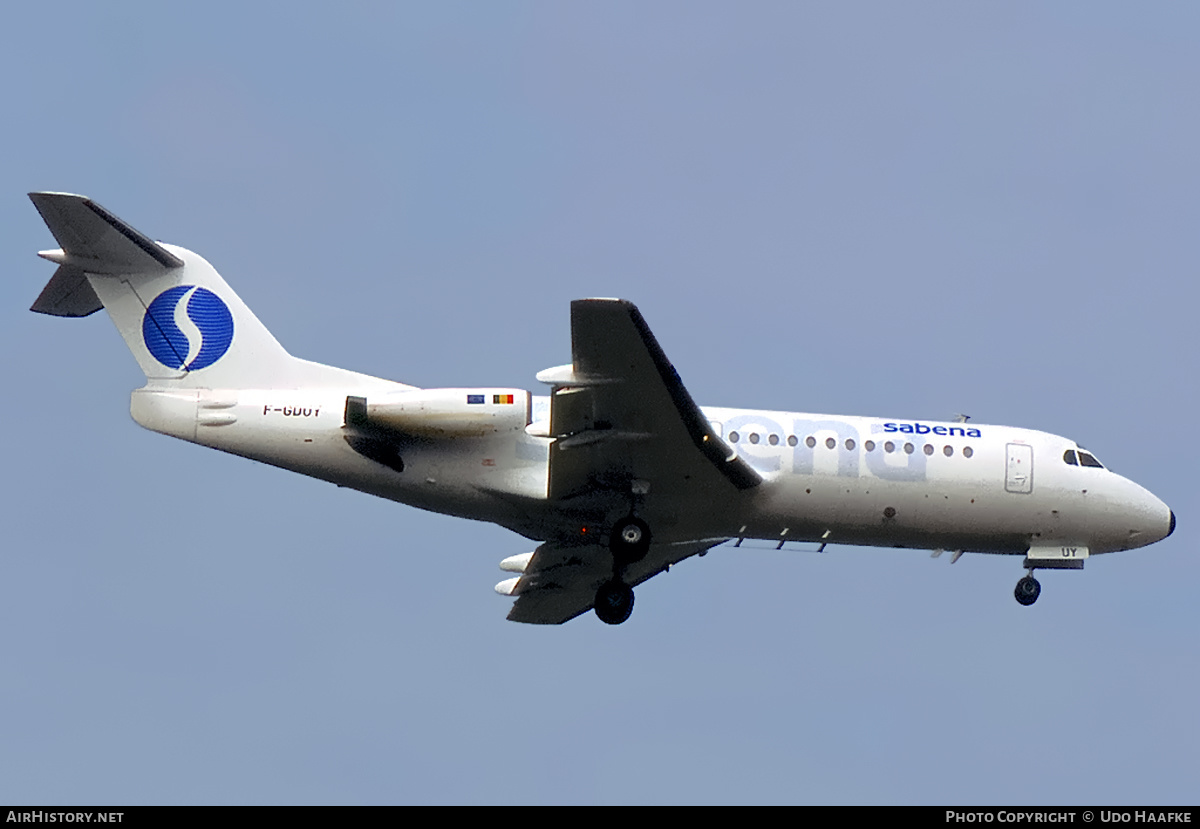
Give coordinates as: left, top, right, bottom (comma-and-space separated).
1014, 572, 1041, 606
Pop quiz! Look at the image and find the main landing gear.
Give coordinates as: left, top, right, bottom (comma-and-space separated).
593, 515, 652, 625
1014, 572, 1041, 606
609, 515, 651, 563
594, 579, 635, 625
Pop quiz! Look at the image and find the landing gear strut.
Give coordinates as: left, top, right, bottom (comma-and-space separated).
594, 515, 652, 624
594, 579, 635, 625
1014, 573, 1041, 606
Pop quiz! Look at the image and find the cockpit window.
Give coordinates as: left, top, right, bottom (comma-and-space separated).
1067, 442, 1107, 470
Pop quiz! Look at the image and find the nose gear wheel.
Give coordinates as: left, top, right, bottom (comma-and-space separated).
1014, 574, 1041, 606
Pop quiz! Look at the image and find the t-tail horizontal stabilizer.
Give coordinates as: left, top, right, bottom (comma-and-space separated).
29, 264, 102, 317
30, 192, 183, 274
28, 192, 184, 318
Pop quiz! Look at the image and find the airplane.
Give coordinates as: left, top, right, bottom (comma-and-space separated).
27, 192, 1176, 625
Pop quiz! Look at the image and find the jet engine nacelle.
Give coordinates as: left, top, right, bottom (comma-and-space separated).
345, 388, 530, 437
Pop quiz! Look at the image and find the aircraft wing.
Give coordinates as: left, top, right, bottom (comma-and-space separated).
542, 298, 761, 502
504, 299, 757, 623
506, 539, 721, 624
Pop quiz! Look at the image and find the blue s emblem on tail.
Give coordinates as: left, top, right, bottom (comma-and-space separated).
143, 285, 234, 371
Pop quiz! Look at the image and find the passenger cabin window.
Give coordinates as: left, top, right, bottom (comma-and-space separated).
1063, 449, 1078, 466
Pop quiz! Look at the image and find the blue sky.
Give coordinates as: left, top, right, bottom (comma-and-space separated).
1, 2, 1197, 804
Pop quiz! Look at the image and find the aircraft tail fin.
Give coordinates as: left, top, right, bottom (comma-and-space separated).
28, 192, 360, 390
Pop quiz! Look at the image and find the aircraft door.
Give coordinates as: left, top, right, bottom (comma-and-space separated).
1005, 443, 1033, 494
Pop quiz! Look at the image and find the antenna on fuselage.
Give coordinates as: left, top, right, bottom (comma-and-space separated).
953, 413, 971, 423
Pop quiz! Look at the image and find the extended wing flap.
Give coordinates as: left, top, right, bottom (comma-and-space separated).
506, 539, 720, 624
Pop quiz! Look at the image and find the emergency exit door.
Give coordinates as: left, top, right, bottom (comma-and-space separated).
1005, 443, 1033, 494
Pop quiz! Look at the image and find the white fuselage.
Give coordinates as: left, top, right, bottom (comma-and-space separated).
27, 192, 1174, 621
130, 383, 1174, 560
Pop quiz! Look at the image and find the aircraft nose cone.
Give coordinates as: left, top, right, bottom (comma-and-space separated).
1120, 481, 1175, 549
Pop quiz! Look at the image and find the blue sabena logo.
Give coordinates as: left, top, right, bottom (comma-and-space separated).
142, 285, 234, 371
